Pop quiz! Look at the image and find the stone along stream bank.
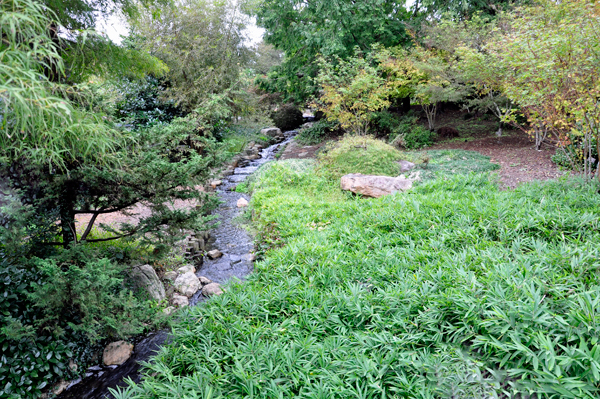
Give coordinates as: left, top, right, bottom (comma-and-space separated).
56, 128, 297, 399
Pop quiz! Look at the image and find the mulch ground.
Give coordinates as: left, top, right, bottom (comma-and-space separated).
431, 134, 566, 189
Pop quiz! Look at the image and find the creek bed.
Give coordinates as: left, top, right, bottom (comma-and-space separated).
56, 130, 297, 399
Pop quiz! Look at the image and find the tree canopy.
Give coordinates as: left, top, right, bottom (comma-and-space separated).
254, 0, 411, 102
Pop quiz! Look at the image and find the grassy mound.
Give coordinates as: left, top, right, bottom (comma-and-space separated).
118, 164, 600, 399
317, 135, 406, 178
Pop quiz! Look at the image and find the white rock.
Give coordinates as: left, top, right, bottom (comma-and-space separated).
172, 293, 189, 308
162, 306, 176, 315
243, 253, 257, 262
103, 341, 133, 366
198, 275, 212, 285
261, 127, 283, 137
210, 180, 222, 189
177, 265, 196, 274
237, 198, 249, 208
163, 271, 178, 281
340, 174, 413, 198
202, 283, 224, 297
207, 249, 223, 259
174, 272, 201, 297
397, 160, 416, 173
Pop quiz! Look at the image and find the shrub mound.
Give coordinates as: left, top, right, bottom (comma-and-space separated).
317, 135, 406, 178
296, 120, 338, 145
117, 165, 600, 398
271, 104, 303, 131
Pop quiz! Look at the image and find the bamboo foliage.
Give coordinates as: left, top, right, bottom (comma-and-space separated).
0, 0, 120, 172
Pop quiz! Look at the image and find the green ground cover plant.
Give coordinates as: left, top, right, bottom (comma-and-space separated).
117, 159, 600, 398
408, 150, 501, 180
317, 135, 409, 179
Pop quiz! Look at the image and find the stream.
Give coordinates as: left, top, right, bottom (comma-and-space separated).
56, 129, 298, 399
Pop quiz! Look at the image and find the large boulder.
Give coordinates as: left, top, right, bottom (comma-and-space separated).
103, 341, 133, 366
128, 264, 166, 301
340, 174, 413, 198
260, 127, 284, 143
173, 272, 201, 297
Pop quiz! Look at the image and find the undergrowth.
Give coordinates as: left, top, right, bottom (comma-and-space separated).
116, 161, 600, 398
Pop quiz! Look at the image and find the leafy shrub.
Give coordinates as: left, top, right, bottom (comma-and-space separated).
552, 136, 599, 171
390, 116, 437, 149
271, 104, 303, 131
0, 245, 161, 398
296, 120, 338, 145
370, 110, 401, 136
114, 75, 183, 129
317, 135, 406, 178
371, 112, 436, 150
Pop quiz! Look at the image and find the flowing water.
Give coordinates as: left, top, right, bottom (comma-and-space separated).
57, 130, 297, 399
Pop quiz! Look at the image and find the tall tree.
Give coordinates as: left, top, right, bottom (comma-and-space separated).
134, 0, 251, 112
253, 0, 411, 102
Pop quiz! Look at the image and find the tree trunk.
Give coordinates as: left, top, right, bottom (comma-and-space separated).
401, 96, 410, 113
59, 181, 77, 247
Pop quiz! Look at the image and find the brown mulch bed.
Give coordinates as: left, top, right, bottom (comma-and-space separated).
432, 134, 566, 189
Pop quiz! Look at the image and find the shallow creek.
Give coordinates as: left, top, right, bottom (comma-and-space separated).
57, 130, 297, 399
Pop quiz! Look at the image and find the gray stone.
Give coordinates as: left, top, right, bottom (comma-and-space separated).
203, 283, 224, 297
162, 306, 176, 315
340, 174, 413, 198
261, 127, 283, 137
172, 293, 189, 307
164, 271, 178, 281
174, 272, 201, 297
207, 249, 223, 259
128, 265, 166, 301
103, 341, 133, 366
243, 253, 257, 262
177, 264, 196, 274
397, 160, 416, 173
198, 276, 212, 285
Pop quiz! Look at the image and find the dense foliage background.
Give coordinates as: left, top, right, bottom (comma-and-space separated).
1, 0, 599, 396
